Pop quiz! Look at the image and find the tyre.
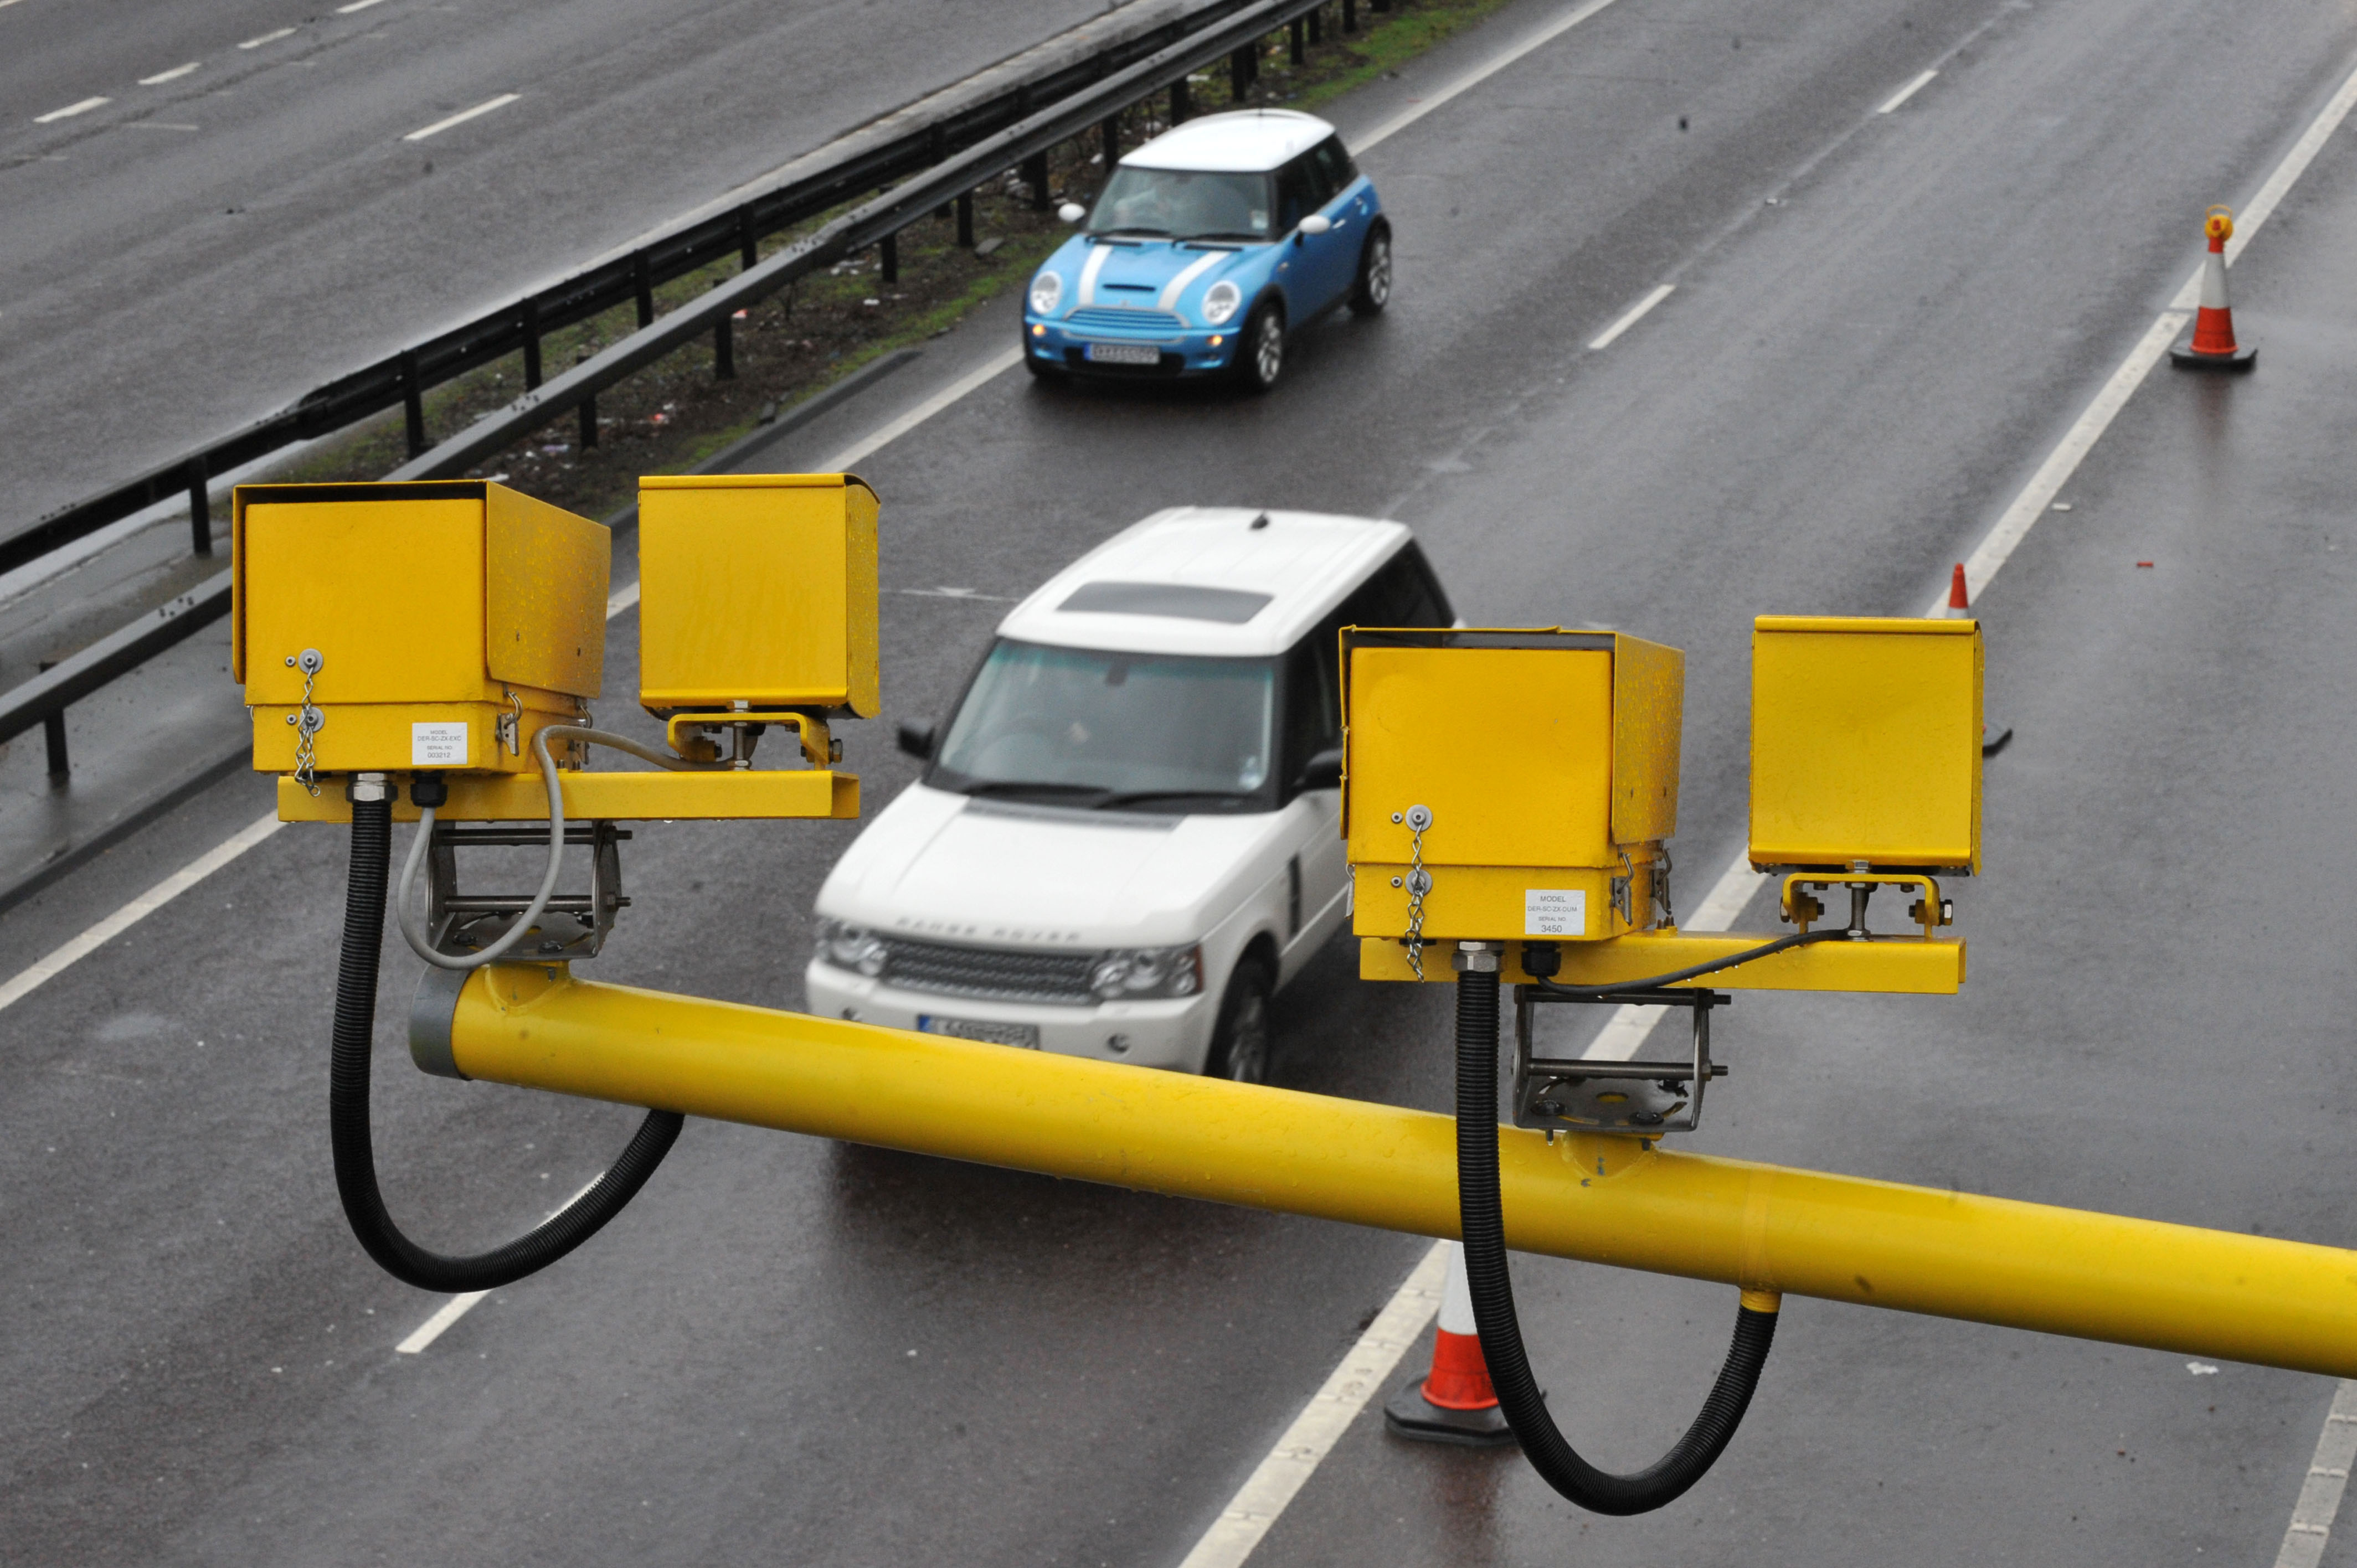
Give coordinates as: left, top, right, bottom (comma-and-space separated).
1233, 300, 1286, 393
1349, 225, 1392, 316
1205, 956, 1274, 1085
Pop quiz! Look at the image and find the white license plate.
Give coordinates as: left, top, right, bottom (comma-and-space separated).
1084, 342, 1161, 365
918, 1015, 1041, 1049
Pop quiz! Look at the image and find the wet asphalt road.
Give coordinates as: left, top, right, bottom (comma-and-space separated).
6, 0, 2357, 1561
0, 0, 1113, 532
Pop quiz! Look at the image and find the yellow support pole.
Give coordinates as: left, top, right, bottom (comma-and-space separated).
443, 966, 2357, 1377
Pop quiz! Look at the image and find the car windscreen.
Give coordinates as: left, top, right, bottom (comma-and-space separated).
1087, 167, 1273, 240
931, 639, 1277, 812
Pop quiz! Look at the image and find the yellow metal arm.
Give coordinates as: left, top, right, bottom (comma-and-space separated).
436, 965, 2357, 1377
1359, 930, 1965, 992
277, 768, 858, 823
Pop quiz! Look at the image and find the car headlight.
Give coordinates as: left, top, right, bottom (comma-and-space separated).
815, 917, 887, 978
1029, 270, 1064, 315
1201, 280, 1241, 326
1088, 945, 1203, 1001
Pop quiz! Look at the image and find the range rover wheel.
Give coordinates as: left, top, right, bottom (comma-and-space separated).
1206, 957, 1274, 1085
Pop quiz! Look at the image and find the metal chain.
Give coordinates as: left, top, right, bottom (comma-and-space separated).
283, 648, 324, 797
1401, 803, 1433, 981
1655, 845, 1676, 929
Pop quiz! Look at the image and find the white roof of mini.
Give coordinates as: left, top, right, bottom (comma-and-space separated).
1121, 110, 1336, 174
999, 507, 1411, 657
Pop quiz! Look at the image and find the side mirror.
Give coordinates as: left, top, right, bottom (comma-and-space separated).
1058, 202, 1087, 225
1298, 214, 1332, 236
1295, 746, 1343, 792
896, 721, 936, 761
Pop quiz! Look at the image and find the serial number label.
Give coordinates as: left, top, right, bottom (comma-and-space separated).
1524, 889, 1586, 937
411, 721, 469, 766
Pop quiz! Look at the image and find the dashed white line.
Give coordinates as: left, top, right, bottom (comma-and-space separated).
0, 813, 283, 1016
33, 96, 109, 123
2274, 1383, 2357, 1567
336, 0, 390, 11
125, 122, 201, 133
1178, 1243, 1449, 1568
393, 1179, 600, 1354
237, 25, 297, 49
402, 92, 520, 142
138, 62, 200, 85
1877, 69, 1939, 114
1587, 283, 1674, 350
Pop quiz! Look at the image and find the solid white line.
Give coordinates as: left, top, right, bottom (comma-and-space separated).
2212, 56, 2357, 276
1586, 283, 1673, 350
238, 25, 297, 49
0, 813, 283, 1015
2274, 1383, 2357, 1568
139, 62, 200, 85
817, 348, 1023, 472
1355, 0, 1627, 151
1177, 1242, 1449, 1568
1876, 69, 1938, 115
402, 92, 519, 142
606, 580, 642, 617
34, 96, 109, 123
394, 1292, 487, 1353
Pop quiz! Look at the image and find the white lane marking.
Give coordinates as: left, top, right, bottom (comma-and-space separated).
1177, 1242, 1449, 1568
139, 62, 200, 85
1586, 283, 1673, 350
394, 1179, 602, 1353
125, 122, 200, 132
2213, 55, 2357, 276
1876, 69, 1938, 115
0, 1, 29, 11
606, 580, 641, 617
394, 1291, 487, 1353
238, 25, 297, 49
336, 0, 389, 11
34, 96, 109, 123
0, 813, 283, 1015
2274, 1383, 2357, 1568
402, 92, 520, 142
1355, 0, 1627, 151
817, 348, 1023, 472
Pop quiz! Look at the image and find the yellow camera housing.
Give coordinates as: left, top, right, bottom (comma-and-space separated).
1342, 628, 1682, 943
1749, 616, 1982, 874
637, 474, 878, 719
234, 480, 606, 777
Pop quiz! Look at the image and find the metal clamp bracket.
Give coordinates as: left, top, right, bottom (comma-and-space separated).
423, 819, 631, 962
1512, 985, 1728, 1136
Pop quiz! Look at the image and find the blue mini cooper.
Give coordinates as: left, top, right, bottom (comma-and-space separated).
1023, 109, 1391, 391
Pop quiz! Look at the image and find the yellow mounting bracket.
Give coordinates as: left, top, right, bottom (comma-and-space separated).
664, 711, 836, 770
1780, 873, 1951, 937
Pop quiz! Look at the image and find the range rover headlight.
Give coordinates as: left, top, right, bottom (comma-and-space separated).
1201, 280, 1242, 326
1089, 945, 1203, 1000
815, 917, 888, 978
1029, 270, 1064, 315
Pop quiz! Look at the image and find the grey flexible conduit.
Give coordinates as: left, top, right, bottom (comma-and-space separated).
1455, 968, 1776, 1514
334, 793, 682, 1292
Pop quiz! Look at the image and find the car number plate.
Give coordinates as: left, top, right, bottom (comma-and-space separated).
1084, 342, 1161, 365
918, 1015, 1041, 1049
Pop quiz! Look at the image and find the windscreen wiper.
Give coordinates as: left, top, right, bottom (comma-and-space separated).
1091, 788, 1257, 810
959, 780, 1114, 801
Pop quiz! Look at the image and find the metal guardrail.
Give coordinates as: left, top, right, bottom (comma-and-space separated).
0, 0, 1365, 787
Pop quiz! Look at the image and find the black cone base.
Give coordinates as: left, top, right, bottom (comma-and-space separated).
2169, 341, 2257, 372
1382, 1379, 1519, 1447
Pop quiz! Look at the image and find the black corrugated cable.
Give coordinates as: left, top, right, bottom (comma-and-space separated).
1455, 966, 1777, 1514
334, 790, 681, 1292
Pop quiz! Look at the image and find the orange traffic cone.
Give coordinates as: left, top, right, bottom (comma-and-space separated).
2170, 207, 2256, 371
1945, 564, 2013, 756
1384, 1242, 1516, 1446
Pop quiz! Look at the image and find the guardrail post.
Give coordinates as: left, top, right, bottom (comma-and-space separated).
880, 231, 899, 283
1289, 16, 1305, 64
633, 254, 655, 328
1344, 0, 1357, 34
715, 314, 735, 380
36, 662, 66, 782
1022, 151, 1049, 210
1372, 0, 1391, 11
1231, 47, 1250, 100
1101, 114, 1120, 167
184, 457, 212, 558
580, 395, 598, 450
1309, 5, 1322, 45
520, 296, 543, 391
1171, 72, 1192, 124
739, 206, 758, 271
956, 190, 975, 249
400, 349, 426, 458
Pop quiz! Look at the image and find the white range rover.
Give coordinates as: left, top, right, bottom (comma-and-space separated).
805, 506, 1453, 1082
